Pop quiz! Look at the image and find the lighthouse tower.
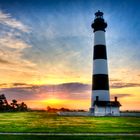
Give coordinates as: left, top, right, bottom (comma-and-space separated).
91, 10, 110, 110
90, 11, 121, 116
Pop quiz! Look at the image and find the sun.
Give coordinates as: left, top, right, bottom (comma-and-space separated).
42, 98, 61, 105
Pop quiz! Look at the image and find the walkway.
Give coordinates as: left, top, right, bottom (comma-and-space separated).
0, 132, 139, 136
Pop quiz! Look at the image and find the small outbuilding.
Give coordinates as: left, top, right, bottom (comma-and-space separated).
94, 96, 121, 116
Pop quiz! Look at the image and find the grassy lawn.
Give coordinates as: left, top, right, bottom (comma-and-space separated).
0, 112, 139, 133
0, 135, 140, 140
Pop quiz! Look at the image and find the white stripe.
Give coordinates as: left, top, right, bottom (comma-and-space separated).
93, 59, 108, 74
91, 90, 110, 103
94, 31, 106, 46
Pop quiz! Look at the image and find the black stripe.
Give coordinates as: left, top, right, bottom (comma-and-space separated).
92, 74, 109, 90
91, 18, 107, 32
93, 45, 107, 60
94, 29, 106, 32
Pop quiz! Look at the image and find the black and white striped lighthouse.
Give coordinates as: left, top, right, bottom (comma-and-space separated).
90, 10, 110, 112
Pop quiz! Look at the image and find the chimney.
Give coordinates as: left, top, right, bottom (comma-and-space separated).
115, 97, 117, 102
96, 96, 99, 102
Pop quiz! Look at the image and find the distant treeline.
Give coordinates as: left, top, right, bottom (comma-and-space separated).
121, 110, 140, 113
0, 94, 28, 112
46, 106, 86, 113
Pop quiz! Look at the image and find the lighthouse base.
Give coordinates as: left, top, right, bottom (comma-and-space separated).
94, 106, 120, 116
90, 100, 121, 116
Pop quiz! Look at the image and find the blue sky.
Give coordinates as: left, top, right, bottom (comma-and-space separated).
0, 0, 140, 110
1, 0, 140, 69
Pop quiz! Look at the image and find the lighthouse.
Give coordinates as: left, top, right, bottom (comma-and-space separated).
90, 11, 121, 116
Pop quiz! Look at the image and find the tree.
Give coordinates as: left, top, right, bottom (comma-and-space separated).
11, 99, 18, 110
0, 94, 9, 111
0, 94, 28, 112
19, 102, 27, 111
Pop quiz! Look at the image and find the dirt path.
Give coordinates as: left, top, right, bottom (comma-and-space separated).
0, 132, 140, 136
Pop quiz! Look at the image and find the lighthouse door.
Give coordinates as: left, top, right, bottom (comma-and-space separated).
105, 107, 111, 116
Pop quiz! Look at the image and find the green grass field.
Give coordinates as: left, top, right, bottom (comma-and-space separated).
0, 112, 139, 133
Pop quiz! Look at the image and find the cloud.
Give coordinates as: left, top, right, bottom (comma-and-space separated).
110, 82, 140, 88
111, 94, 132, 99
0, 35, 36, 70
0, 10, 29, 32
0, 83, 7, 87
1, 81, 139, 103
12, 83, 33, 87
0, 35, 31, 49
0, 10, 37, 74
110, 78, 121, 82
0, 82, 91, 101
55, 82, 90, 93
0, 58, 12, 64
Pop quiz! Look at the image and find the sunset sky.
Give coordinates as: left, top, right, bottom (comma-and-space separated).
0, 0, 140, 110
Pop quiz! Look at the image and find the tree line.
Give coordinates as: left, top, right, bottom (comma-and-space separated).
46, 106, 85, 113
0, 94, 28, 112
